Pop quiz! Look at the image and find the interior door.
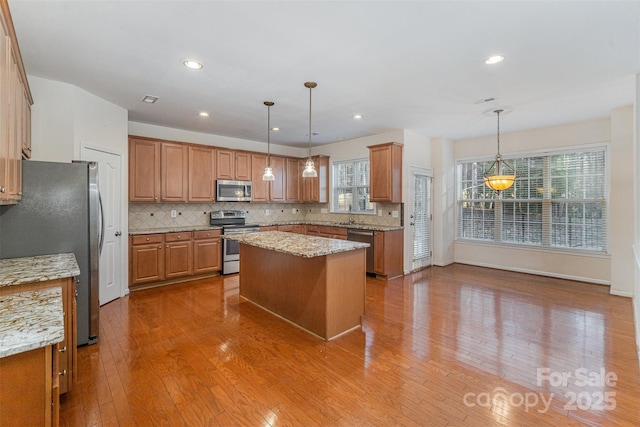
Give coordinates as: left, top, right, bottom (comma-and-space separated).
410, 168, 432, 271
82, 145, 123, 305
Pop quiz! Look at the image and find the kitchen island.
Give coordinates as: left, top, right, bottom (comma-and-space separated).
224, 231, 369, 341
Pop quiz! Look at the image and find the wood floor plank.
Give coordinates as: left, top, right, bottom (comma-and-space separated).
58, 264, 640, 426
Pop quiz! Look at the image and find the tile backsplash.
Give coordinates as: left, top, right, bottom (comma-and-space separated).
129, 202, 403, 229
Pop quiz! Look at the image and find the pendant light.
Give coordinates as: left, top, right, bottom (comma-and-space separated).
262, 101, 275, 181
302, 81, 318, 178
483, 109, 515, 192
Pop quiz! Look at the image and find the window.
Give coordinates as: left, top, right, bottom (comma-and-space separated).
457, 147, 607, 253
332, 159, 375, 213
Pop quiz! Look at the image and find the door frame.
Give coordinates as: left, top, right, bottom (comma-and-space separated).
81, 143, 128, 299
405, 165, 433, 274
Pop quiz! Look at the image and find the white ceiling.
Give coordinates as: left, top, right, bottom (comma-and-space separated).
8, 0, 640, 148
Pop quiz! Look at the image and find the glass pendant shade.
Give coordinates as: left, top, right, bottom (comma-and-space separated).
262, 101, 275, 181
262, 166, 275, 181
302, 158, 317, 178
483, 109, 515, 192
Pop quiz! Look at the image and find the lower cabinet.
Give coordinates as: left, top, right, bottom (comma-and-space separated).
130, 230, 222, 289
0, 345, 58, 426
374, 229, 404, 279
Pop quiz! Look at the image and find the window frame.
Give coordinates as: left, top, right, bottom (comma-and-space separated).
330, 158, 376, 214
456, 144, 609, 255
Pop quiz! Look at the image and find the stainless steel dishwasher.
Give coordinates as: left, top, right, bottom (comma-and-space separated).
347, 229, 374, 275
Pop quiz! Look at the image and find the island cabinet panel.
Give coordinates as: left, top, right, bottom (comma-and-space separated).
374, 229, 404, 279
285, 158, 302, 202
239, 243, 365, 340
193, 230, 221, 274
130, 234, 164, 284
129, 138, 161, 202
161, 142, 189, 202
164, 232, 192, 278
188, 146, 216, 202
0, 345, 56, 426
369, 142, 403, 203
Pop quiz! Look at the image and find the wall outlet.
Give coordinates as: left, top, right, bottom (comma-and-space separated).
292, 208, 297, 214
378, 209, 382, 216
392, 210, 399, 218
321, 208, 328, 214
170, 209, 177, 218
265, 209, 270, 216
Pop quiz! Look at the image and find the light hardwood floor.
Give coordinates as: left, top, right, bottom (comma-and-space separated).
60, 264, 640, 426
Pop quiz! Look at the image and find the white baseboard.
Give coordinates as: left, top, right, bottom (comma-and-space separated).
610, 289, 633, 298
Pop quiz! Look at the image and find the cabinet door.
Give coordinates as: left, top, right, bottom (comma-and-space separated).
374, 231, 384, 275
6, 49, 20, 201
285, 158, 301, 202
129, 138, 161, 202
131, 243, 164, 284
369, 142, 402, 203
0, 32, 8, 202
165, 241, 192, 278
235, 151, 251, 180
216, 149, 234, 180
188, 146, 215, 202
250, 153, 269, 202
193, 238, 221, 274
161, 142, 188, 202
269, 156, 285, 202
302, 155, 329, 203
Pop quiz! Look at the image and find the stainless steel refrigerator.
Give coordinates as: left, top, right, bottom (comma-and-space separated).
0, 160, 102, 345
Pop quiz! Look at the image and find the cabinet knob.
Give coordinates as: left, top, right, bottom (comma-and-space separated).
177, 235, 181, 239
146, 237, 150, 241
17, 191, 22, 196
59, 370, 67, 376
158, 246, 162, 249
58, 346, 67, 353
0, 186, 4, 193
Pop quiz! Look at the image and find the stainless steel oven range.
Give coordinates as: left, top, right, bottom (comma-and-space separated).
210, 210, 260, 275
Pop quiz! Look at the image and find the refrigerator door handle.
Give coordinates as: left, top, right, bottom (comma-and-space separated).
98, 191, 105, 255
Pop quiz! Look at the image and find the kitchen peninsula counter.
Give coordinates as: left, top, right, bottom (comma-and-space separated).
0, 253, 80, 288
229, 231, 367, 341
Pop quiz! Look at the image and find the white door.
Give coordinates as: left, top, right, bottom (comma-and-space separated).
410, 168, 432, 271
82, 146, 123, 305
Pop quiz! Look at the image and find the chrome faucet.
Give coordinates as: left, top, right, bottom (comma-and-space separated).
348, 205, 355, 225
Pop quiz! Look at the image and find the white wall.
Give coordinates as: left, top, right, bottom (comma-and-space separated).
633, 73, 640, 362
29, 76, 129, 298
453, 111, 635, 292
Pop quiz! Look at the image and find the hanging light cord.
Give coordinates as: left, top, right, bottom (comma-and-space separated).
308, 84, 312, 158
267, 103, 271, 167
496, 109, 502, 157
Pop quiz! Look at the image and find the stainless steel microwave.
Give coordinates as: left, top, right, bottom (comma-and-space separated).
216, 179, 252, 202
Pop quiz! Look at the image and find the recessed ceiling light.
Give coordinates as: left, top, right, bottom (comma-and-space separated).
198, 111, 209, 117
353, 114, 363, 120
183, 59, 203, 70
484, 55, 504, 65
141, 95, 159, 103
271, 127, 280, 131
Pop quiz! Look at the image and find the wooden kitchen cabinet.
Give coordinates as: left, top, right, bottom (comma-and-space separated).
188, 145, 216, 202
216, 149, 251, 180
0, 1, 32, 205
369, 142, 403, 203
161, 142, 188, 202
286, 158, 301, 202
250, 153, 270, 202
129, 138, 161, 202
193, 230, 221, 274
302, 155, 329, 203
130, 234, 164, 284
374, 229, 403, 279
164, 232, 192, 278
0, 345, 58, 426
269, 156, 285, 202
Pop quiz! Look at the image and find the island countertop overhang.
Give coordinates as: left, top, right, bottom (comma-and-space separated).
223, 231, 368, 258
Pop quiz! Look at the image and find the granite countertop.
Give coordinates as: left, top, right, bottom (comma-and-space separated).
223, 231, 369, 258
129, 221, 401, 235
129, 225, 223, 235
0, 287, 65, 358
0, 253, 80, 288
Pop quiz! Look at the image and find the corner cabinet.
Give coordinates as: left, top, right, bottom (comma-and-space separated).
0, 0, 33, 205
369, 142, 403, 203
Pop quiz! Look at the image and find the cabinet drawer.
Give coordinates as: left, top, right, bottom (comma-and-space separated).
165, 232, 192, 242
132, 234, 163, 245
193, 229, 221, 240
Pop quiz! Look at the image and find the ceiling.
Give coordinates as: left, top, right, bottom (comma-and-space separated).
8, 0, 640, 148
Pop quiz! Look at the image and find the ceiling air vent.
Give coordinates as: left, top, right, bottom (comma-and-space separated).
141, 95, 159, 104
473, 97, 496, 105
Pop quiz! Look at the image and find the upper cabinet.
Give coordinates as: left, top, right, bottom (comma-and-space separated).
302, 155, 329, 203
217, 149, 251, 181
368, 142, 403, 203
251, 154, 286, 203
0, 1, 33, 205
188, 146, 215, 202
129, 138, 161, 202
160, 142, 188, 202
285, 158, 301, 203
